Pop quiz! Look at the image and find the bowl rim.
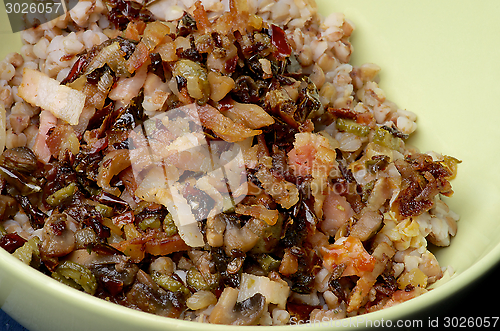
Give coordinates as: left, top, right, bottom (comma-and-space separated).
2, 239, 500, 330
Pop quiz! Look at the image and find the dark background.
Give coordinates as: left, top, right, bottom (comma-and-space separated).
1, 262, 499, 330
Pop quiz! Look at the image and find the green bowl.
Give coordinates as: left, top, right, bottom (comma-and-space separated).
1, 0, 500, 330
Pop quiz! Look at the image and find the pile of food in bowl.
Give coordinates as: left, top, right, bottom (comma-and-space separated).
0, 0, 460, 325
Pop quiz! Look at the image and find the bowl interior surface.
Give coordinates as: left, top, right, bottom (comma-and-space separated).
1, 0, 500, 330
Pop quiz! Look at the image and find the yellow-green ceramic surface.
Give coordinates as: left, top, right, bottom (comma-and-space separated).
1, 0, 500, 330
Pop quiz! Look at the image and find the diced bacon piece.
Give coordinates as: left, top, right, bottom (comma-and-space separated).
18, 68, 85, 125
109, 65, 148, 104
288, 142, 315, 176
320, 190, 354, 236
322, 236, 376, 277
347, 242, 395, 312
142, 73, 170, 113
288, 133, 337, 218
32, 110, 57, 163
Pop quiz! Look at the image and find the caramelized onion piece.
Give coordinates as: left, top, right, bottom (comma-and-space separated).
208, 72, 234, 102
187, 103, 261, 142
46, 124, 80, 160
235, 204, 279, 226
97, 149, 131, 196
173, 59, 210, 103
83, 42, 128, 77
392, 153, 453, 219
219, 99, 274, 129
127, 21, 170, 73
255, 165, 299, 209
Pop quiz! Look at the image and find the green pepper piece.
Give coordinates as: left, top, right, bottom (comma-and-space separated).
336, 118, 370, 137
139, 216, 162, 231
95, 203, 113, 217
152, 272, 190, 296
51, 261, 97, 295
372, 127, 401, 150
12, 236, 41, 265
361, 180, 375, 203
186, 267, 210, 291
46, 182, 77, 206
256, 254, 281, 273
162, 214, 178, 236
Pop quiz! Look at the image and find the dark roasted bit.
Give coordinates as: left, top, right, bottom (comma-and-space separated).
0, 147, 38, 173
65, 203, 111, 238
177, 12, 198, 37
94, 191, 131, 214
0, 195, 17, 220
0, 232, 27, 253
280, 198, 316, 248
6, 187, 46, 229
296, 78, 323, 123
211, 246, 242, 288
91, 262, 138, 296
105, 0, 154, 30
232, 75, 266, 104
393, 153, 453, 219
380, 124, 409, 140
